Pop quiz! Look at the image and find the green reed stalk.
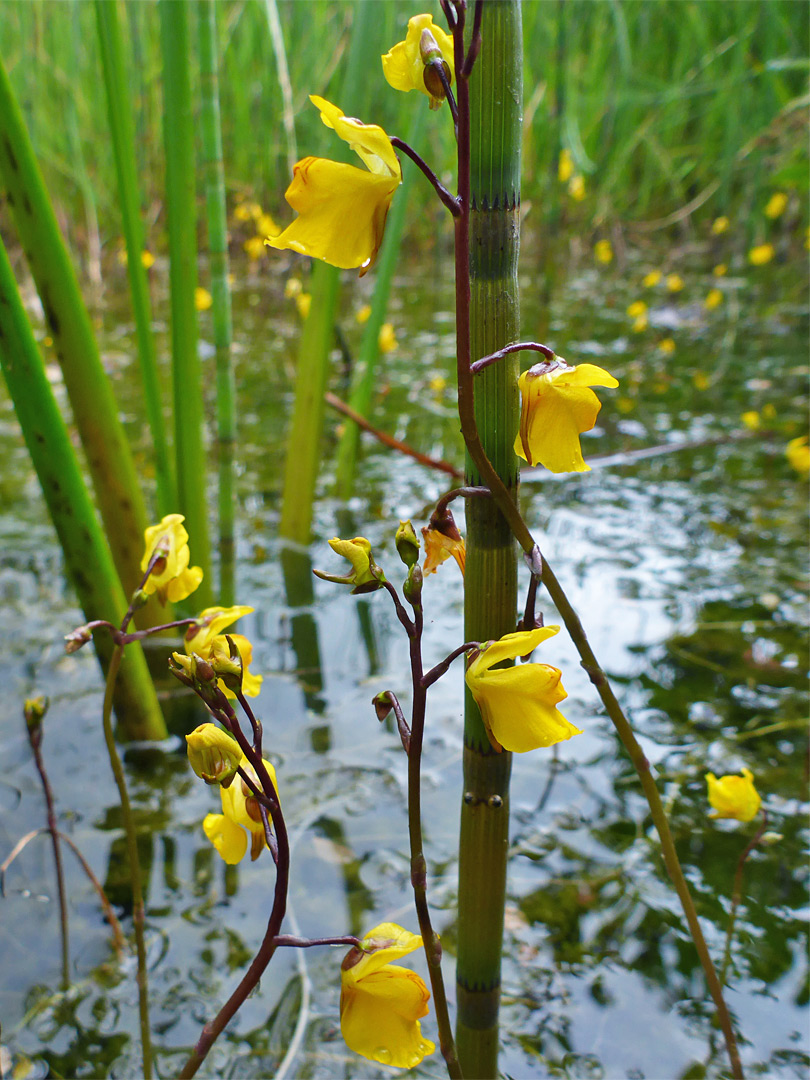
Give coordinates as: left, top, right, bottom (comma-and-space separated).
198, 0, 236, 605
456, 6, 522, 1077
334, 105, 427, 500
0, 55, 158, 618
0, 233, 166, 740
95, 0, 176, 517
159, 0, 212, 605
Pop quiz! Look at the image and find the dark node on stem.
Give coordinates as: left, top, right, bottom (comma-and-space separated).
580, 661, 607, 688
487, 795, 503, 809
463, 791, 477, 806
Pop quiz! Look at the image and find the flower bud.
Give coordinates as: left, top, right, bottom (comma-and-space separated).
186, 723, 243, 787
24, 695, 49, 733
419, 29, 452, 109
313, 536, 386, 594
373, 691, 394, 722
403, 563, 423, 605
65, 625, 92, 654
208, 635, 244, 693
395, 520, 420, 567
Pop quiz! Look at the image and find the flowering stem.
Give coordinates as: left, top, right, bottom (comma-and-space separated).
273, 934, 362, 949
470, 340, 555, 375
719, 813, 768, 988
101, 643, 153, 1080
390, 136, 460, 217
434, 485, 491, 517
422, 642, 479, 689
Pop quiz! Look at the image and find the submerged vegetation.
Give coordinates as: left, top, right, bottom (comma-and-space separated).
0, 2, 807, 1079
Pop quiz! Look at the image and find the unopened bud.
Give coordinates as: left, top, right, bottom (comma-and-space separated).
24, 695, 49, 732
395, 520, 420, 567
65, 625, 92, 654
186, 722, 243, 787
420, 29, 451, 108
131, 588, 149, 611
373, 691, 394, 722
403, 563, 423, 604
208, 635, 244, 693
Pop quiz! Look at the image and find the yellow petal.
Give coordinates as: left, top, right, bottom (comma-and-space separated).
309, 96, 400, 178
163, 565, 204, 604
381, 14, 455, 102
185, 605, 254, 655
340, 967, 435, 1069
203, 812, 248, 864
469, 626, 561, 673
706, 768, 761, 823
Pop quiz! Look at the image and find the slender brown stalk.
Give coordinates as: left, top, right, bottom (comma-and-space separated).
720, 814, 768, 987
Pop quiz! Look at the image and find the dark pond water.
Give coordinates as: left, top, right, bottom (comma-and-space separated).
0, 230, 807, 1079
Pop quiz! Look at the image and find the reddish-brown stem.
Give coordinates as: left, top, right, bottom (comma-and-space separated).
390, 137, 460, 217
470, 341, 556, 375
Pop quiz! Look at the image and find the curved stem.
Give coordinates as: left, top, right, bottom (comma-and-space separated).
422, 642, 479, 689
390, 136, 460, 217
470, 340, 555, 375
720, 813, 768, 988
102, 644, 152, 1079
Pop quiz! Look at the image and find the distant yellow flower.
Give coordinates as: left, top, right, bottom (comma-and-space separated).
381, 14, 454, 109
711, 216, 729, 235
594, 239, 613, 264
141, 514, 203, 605
704, 288, 723, 311
741, 411, 760, 431
141, 250, 155, 269
186, 723, 243, 787
244, 235, 265, 260
340, 922, 435, 1068
786, 435, 810, 475
465, 627, 582, 753
558, 148, 574, 183
666, 273, 684, 293
713, 263, 727, 277
626, 300, 647, 319
642, 270, 662, 288
284, 277, 303, 299
256, 212, 279, 238
764, 192, 788, 219
631, 314, 648, 333
749, 243, 775, 266
658, 337, 676, 356
314, 537, 385, 593
356, 304, 372, 324
568, 174, 586, 201
706, 768, 761, 823
692, 371, 710, 390
616, 396, 635, 414
378, 322, 398, 353
429, 375, 446, 393
266, 97, 401, 276
762, 402, 776, 421
203, 755, 279, 863
296, 292, 312, 319
195, 286, 213, 311
234, 200, 262, 222
515, 357, 618, 473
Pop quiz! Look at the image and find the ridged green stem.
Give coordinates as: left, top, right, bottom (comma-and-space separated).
0, 234, 166, 739
455, 6, 522, 1077
96, 0, 176, 517
159, 0, 212, 605
198, 0, 236, 605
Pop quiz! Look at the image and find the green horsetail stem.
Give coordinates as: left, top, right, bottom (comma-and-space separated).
0, 234, 166, 741
0, 54, 159, 622
95, 0, 176, 518
198, 0, 236, 605
457, 5, 522, 1077
159, 0, 212, 607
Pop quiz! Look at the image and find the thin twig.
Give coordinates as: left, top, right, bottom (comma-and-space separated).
469, 340, 555, 375
720, 813, 769, 987
390, 137, 460, 217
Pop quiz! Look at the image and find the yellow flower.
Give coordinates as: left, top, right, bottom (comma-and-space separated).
313, 537, 385, 593
642, 270, 662, 288
786, 435, 810, 475
666, 273, 684, 293
713, 263, 727, 277
764, 192, 788, 219
706, 768, 761, 823
195, 286, 213, 311
381, 14, 454, 109
568, 174, 586, 201
631, 314, 648, 333
626, 300, 647, 319
594, 239, 613, 264
186, 723, 243, 787
234, 200, 261, 223
256, 212, 279, 238
704, 288, 723, 311
422, 518, 465, 577
693, 371, 710, 390
465, 627, 582, 753
244, 235, 265, 260
284, 276, 303, 299
762, 402, 776, 421
140, 514, 203, 604
558, 148, 574, 183
514, 357, 619, 473
210, 633, 263, 697
658, 337, 676, 356
141, 250, 155, 269
429, 375, 446, 394
749, 243, 775, 266
183, 606, 262, 697
295, 292, 312, 319
340, 922, 435, 1068
356, 303, 372, 324
711, 216, 729, 235
741, 410, 761, 431
378, 322, 398, 353
203, 756, 279, 863
266, 97, 401, 276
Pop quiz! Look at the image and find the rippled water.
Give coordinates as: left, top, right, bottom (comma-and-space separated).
0, 235, 807, 1078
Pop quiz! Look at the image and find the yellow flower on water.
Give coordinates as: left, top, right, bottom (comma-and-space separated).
314, 537, 385, 593
141, 514, 203, 604
749, 243, 775, 266
706, 768, 761, 823
429, 375, 446, 394
705, 288, 723, 311
356, 303, 372, 324
381, 14, 454, 109
558, 148, 574, 183
711, 216, 730, 235
666, 273, 684, 293
378, 322, 398, 353
465, 627, 582, 753
741, 410, 761, 431
631, 314, 648, 333
515, 357, 619, 473
642, 269, 662, 288
244, 235, 265, 260
693, 371, 710, 390
203, 755, 279, 863
568, 174, 586, 201
195, 286, 213, 312
186, 723, 243, 787
713, 263, 727, 277
256, 212, 279, 238
340, 922, 435, 1068
594, 239, 613, 264
786, 435, 810, 475
658, 337, 676, 356
266, 97, 401, 276
234, 200, 261, 223
626, 300, 647, 319
764, 192, 788, 219
141, 250, 155, 269
296, 292, 312, 319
